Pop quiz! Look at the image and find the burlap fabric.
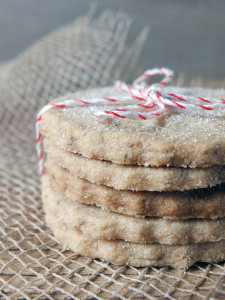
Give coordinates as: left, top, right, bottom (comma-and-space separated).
0, 10, 225, 299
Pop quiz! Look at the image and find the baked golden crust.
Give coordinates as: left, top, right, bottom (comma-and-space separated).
44, 139, 225, 191
43, 175, 225, 268
47, 161, 225, 219
43, 174, 225, 245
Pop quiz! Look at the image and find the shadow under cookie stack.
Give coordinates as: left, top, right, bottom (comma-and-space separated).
40, 86, 225, 268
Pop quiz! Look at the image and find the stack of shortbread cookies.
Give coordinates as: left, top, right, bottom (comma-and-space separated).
40, 86, 225, 268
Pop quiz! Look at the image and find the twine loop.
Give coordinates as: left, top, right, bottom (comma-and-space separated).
116, 67, 173, 109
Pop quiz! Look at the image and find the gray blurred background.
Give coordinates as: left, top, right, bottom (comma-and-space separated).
0, 0, 224, 79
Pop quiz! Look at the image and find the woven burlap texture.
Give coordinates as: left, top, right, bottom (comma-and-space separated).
0, 10, 225, 299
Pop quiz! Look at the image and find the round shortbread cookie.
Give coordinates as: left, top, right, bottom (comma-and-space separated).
43, 175, 225, 245
44, 210, 225, 268
46, 161, 225, 219
40, 86, 225, 168
44, 140, 225, 191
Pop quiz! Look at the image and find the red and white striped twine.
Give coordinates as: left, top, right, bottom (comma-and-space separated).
36, 67, 225, 175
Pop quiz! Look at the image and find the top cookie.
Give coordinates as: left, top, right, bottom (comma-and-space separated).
40, 86, 225, 168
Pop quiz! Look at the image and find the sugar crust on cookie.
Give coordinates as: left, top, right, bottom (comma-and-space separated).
40, 86, 225, 168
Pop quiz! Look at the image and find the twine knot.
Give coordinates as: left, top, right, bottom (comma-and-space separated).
115, 67, 173, 110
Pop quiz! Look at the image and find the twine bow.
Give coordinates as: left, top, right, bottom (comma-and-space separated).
93, 67, 224, 119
